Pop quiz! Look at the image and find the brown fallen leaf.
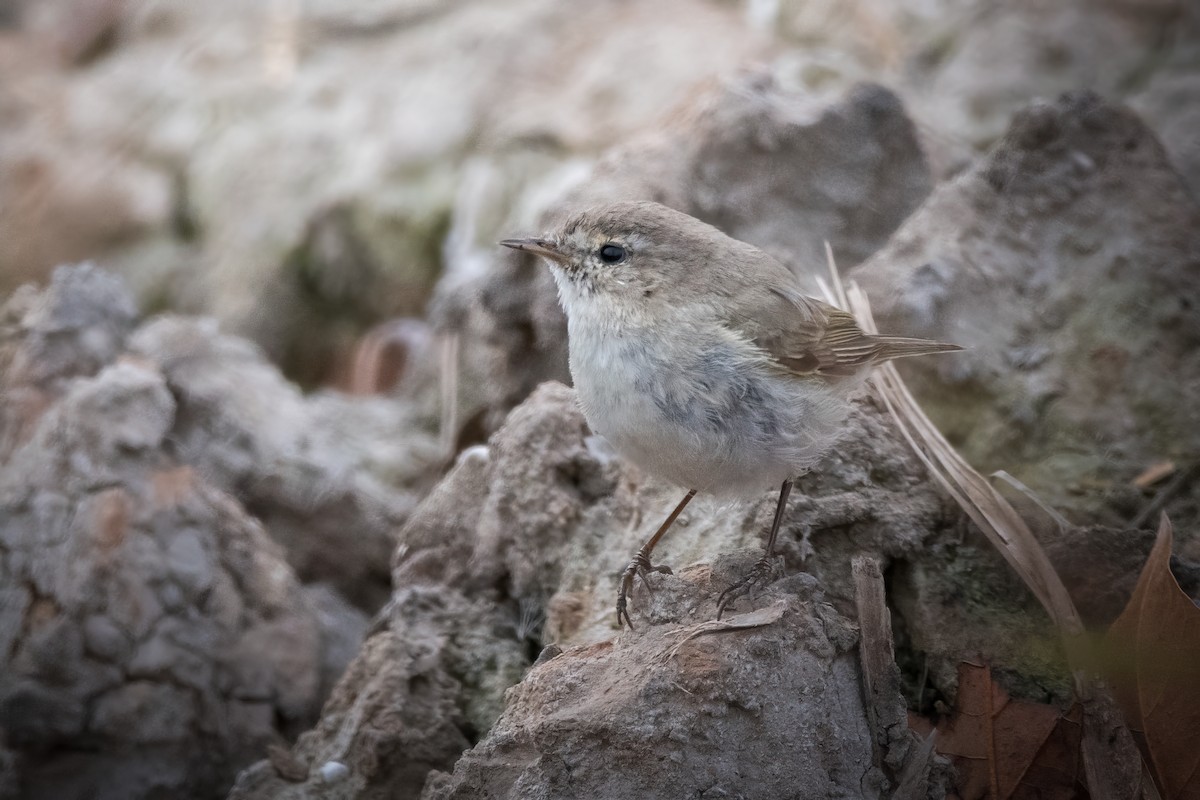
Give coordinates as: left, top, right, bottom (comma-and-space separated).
1021, 704, 1084, 798
934, 662, 1072, 800
1104, 515, 1200, 799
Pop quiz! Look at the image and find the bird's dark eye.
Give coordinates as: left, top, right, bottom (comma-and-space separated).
598, 244, 626, 264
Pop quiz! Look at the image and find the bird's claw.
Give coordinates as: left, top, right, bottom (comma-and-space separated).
615, 552, 673, 629
716, 555, 782, 619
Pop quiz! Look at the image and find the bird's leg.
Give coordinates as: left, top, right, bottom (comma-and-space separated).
616, 489, 696, 629
716, 479, 793, 619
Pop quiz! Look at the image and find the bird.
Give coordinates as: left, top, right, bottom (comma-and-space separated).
500, 200, 960, 628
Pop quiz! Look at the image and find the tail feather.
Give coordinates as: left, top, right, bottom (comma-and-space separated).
872, 336, 963, 362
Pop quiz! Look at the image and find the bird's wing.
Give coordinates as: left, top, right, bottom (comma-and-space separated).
717, 255, 957, 380
723, 284, 879, 379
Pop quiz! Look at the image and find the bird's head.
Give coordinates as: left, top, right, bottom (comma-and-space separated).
500, 200, 731, 318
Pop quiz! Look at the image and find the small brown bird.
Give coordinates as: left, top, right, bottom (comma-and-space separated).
501, 201, 960, 627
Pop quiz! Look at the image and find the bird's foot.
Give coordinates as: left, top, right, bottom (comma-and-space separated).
615, 552, 673, 629
716, 555, 782, 619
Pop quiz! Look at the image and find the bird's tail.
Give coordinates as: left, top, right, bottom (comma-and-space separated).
871, 336, 962, 363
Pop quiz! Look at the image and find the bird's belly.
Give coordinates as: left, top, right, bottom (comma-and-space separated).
569, 329, 845, 496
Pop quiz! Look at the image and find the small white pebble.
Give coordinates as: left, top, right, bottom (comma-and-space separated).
319, 761, 350, 783
457, 444, 490, 467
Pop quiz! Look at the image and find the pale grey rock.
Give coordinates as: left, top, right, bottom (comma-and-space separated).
0, 359, 326, 799
90, 683, 198, 744
228, 630, 479, 800
319, 761, 350, 784
0, 264, 139, 460
843, 91, 1200, 706
0, 267, 368, 800
3, 0, 1195, 391
423, 594, 877, 800
1128, 34, 1200, 198
852, 91, 1200, 531
901, 0, 1188, 155
0, 263, 136, 388
82, 614, 133, 663
1, 6, 1197, 800
129, 315, 443, 608
301, 584, 371, 701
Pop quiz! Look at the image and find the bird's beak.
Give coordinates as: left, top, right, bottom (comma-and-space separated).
499, 237, 569, 264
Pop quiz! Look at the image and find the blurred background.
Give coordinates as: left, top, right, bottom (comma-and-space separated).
2, 0, 1194, 388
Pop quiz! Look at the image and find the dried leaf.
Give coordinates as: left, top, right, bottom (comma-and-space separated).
991, 470, 1073, 534
1021, 705, 1084, 798
1104, 515, 1200, 799
935, 662, 1062, 800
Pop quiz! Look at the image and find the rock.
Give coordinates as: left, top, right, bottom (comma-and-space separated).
227, 630, 478, 800
2, 264, 442, 612
685, 80, 933, 274
0, 85, 177, 303
851, 91, 1200, 532
899, 0, 1189, 168
128, 316, 443, 609
0, 263, 138, 458
0, 262, 136, 388
1128, 35, 1200, 198
0, 360, 323, 799
421, 592, 878, 800
233, 381, 960, 798
0, 735, 16, 800
435, 76, 934, 437
301, 584, 371, 701
0, 265, 394, 799
317, 761, 350, 785
4, 6, 1198, 799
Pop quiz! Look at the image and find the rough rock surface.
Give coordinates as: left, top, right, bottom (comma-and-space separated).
0, 264, 137, 463
129, 316, 443, 608
0, 266, 381, 799
437, 76, 934, 435
851, 91, 1200, 532
421, 591, 877, 800
0, 358, 321, 800
900, 0, 1189, 158
232, 381, 963, 799
1128, 32, 1200, 199
2, 264, 443, 611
